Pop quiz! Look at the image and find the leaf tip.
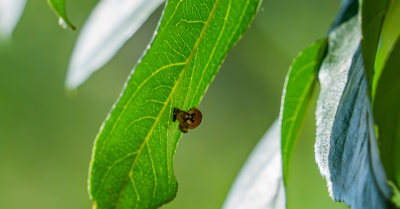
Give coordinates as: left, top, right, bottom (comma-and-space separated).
47, 0, 76, 30
58, 17, 76, 30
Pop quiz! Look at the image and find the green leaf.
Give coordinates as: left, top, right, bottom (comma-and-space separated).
88, 0, 261, 208
373, 0, 400, 98
47, 0, 76, 30
388, 181, 400, 207
279, 38, 327, 184
360, 0, 390, 86
373, 36, 400, 189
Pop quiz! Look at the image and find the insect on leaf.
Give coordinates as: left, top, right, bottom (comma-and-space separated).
65, 0, 164, 90
47, 0, 75, 30
88, 0, 261, 208
280, 38, 327, 184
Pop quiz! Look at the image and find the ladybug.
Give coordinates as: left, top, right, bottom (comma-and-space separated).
173, 107, 202, 133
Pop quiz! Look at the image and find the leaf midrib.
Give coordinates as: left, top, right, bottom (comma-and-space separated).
113, 0, 222, 207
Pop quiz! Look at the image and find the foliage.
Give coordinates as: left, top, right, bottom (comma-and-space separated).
280, 38, 327, 184
47, 0, 75, 30
360, 0, 389, 86
41, 0, 400, 208
315, 17, 390, 208
87, 0, 261, 208
65, 0, 164, 90
373, 37, 400, 188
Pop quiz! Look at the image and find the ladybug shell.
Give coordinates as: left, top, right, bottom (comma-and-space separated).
187, 107, 202, 129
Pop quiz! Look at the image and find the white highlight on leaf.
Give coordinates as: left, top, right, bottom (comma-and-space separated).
315, 17, 391, 209
58, 17, 68, 30
223, 120, 286, 209
0, 0, 26, 39
65, 0, 164, 90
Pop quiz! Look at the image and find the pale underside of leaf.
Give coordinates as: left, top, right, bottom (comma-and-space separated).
65, 0, 164, 90
315, 17, 391, 208
0, 0, 26, 39
316, 17, 361, 186
89, 0, 260, 208
222, 120, 286, 209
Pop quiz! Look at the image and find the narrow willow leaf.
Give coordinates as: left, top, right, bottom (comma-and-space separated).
360, 0, 389, 86
279, 38, 327, 184
65, 0, 164, 90
373, 0, 400, 98
222, 120, 286, 209
47, 0, 75, 30
0, 0, 26, 39
315, 17, 391, 208
373, 37, 400, 188
89, 0, 261, 208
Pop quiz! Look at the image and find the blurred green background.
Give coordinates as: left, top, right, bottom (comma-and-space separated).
0, 0, 349, 208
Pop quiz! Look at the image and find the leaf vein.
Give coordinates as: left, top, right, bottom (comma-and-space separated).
97, 62, 186, 155
146, 144, 158, 199
113, 0, 223, 207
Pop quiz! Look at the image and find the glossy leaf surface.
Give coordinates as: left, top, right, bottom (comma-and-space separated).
89, 0, 261, 208
280, 38, 327, 184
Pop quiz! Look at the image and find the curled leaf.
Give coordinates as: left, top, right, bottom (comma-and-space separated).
315, 17, 391, 209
